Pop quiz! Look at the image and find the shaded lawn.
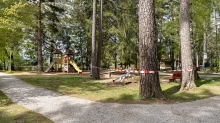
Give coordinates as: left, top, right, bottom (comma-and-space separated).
17, 74, 220, 104
0, 91, 53, 123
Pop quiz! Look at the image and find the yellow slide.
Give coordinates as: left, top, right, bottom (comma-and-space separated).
70, 60, 82, 74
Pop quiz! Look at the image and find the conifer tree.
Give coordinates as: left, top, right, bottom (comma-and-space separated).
180, 0, 196, 90
139, 0, 164, 99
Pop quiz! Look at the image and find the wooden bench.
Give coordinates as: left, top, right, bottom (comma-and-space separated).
167, 72, 182, 82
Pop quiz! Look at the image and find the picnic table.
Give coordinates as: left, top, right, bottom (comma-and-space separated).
167, 72, 182, 82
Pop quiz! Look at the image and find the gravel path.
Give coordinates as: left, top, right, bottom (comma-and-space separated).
0, 72, 220, 123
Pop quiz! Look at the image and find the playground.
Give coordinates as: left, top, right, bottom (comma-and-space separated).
12, 68, 186, 87
45, 49, 82, 74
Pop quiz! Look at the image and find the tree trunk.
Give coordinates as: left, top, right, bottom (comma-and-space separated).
210, 50, 213, 72
3, 60, 5, 71
135, 54, 138, 69
91, 0, 99, 79
6, 48, 15, 71
38, 0, 43, 73
50, 40, 55, 63
139, 0, 164, 99
194, 67, 200, 80
96, 0, 103, 79
114, 53, 117, 69
179, 0, 196, 91
170, 49, 174, 70
203, 28, 207, 72
215, 9, 219, 73
10, 53, 15, 71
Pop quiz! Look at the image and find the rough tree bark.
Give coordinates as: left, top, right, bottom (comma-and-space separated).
179, 0, 196, 91
97, 0, 103, 79
91, 0, 99, 79
139, 0, 164, 99
37, 0, 43, 73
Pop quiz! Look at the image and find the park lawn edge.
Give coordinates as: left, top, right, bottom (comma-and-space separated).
0, 90, 53, 123
14, 73, 220, 104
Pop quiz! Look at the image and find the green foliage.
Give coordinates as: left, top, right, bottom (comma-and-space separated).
0, 1, 37, 70
39, 1, 66, 56
60, 0, 93, 67
156, 0, 180, 63
0, 0, 220, 71
102, 0, 139, 67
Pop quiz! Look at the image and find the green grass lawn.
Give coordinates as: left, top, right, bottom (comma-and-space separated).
0, 91, 53, 123
17, 73, 220, 104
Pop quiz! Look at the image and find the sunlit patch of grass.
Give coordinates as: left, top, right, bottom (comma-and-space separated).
161, 77, 220, 102
19, 75, 141, 103
4, 71, 14, 74
0, 91, 53, 123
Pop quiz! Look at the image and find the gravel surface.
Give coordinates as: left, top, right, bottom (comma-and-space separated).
0, 72, 220, 123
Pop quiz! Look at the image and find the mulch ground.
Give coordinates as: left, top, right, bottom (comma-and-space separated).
14, 71, 179, 87
100, 71, 178, 87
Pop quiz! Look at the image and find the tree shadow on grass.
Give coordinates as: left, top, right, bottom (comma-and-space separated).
163, 83, 180, 92
0, 91, 53, 123
168, 88, 217, 101
195, 78, 220, 87
162, 84, 180, 98
163, 82, 218, 102
99, 93, 143, 104
195, 79, 212, 87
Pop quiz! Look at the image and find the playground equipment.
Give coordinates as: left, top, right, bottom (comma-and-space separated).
45, 49, 82, 74
45, 49, 63, 72
113, 67, 135, 83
